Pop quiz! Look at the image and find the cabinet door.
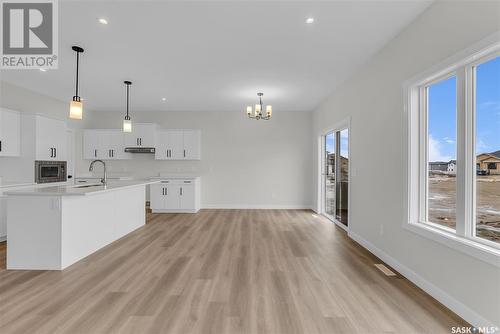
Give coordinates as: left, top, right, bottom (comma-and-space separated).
150, 184, 166, 210
154, 130, 168, 160
164, 184, 181, 209
124, 123, 156, 147
83, 130, 100, 160
35, 116, 55, 160
109, 131, 128, 159
167, 131, 183, 160
183, 130, 200, 160
0, 109, 21, 157
137, 124, 156, 147
36, 116, 67, 160
52, 119, 67, 161
179, 183, 195, 210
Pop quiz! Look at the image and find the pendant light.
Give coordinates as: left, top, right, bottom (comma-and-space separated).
246, 92, 272, 120
123, 81, 132, 132
69, 46, 84, 120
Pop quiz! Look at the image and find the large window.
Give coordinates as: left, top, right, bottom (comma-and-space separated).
405, 41, 500, 259
474, 56, 500, 244
427, 76, 457, 230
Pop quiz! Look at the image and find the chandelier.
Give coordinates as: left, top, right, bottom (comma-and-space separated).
246, 93, 272, 120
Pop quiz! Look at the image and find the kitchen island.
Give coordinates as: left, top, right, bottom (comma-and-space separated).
5, 180, 158, 270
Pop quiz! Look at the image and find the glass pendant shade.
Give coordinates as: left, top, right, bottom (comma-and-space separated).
246, 106, 252, 116
123, 117, 132, 133
266, 105, 272, 117
69, 99, 83, 120
255, 104, 261, 114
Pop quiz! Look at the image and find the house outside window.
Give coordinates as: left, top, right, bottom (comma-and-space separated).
487, 162, 497, 170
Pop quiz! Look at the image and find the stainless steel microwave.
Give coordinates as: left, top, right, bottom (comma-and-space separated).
35, 160, 67, 183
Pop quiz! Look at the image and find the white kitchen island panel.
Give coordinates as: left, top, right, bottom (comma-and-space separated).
7, 183, 147, 270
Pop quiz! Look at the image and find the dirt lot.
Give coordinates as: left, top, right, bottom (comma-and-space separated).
429, 174, 500, 243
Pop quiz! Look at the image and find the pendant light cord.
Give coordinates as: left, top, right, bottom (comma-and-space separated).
126, 83, 129, 118
75, 51, 79, 97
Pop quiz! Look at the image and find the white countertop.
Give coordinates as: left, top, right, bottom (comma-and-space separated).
4, 179, 159, 197
0, 181, 35, 189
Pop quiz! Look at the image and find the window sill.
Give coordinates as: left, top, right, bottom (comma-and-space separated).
404, 222, 500, 268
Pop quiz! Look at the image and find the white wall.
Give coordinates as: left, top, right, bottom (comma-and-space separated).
77, 110, 313, 209
0, 81, 92, 183
312, 1, 500, 327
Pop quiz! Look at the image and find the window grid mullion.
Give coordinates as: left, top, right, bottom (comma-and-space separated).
464, 65, 475, 239
456, 68, 467, 237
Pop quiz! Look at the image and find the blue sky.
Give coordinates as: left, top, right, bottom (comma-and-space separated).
325, 129, 349, 158
428, 56, 500, 162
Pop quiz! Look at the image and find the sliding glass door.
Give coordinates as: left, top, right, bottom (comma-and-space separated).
323, 128, 349, 227
325, 132, 336, 219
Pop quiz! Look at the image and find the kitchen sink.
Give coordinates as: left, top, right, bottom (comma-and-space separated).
73, 184, 103, 188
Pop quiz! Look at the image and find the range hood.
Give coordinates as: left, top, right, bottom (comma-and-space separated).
124, 147, 155, 153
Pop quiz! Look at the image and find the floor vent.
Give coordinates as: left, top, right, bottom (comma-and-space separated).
374, 263, 397, 276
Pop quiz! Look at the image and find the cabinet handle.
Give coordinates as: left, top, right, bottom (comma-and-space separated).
180, 187, 183, 196
140, 138, 142, 145
112, 149, 114, 157
50, 148, 53, 158
165, 187, 168, 195
54, 148, 56, 158
0, 140, 2, 152
183, 149, 186, 158
162, 188, 165, 195
136, 138, 139, 146
94, 149, 97, 157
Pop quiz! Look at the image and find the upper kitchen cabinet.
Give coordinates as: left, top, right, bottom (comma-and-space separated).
35, 115, 67, 161
0, 108, 21, 157
183, 130, 201, 160
155, 129, 201, 160
124, 123, 157, 147
83, 130, 130, 160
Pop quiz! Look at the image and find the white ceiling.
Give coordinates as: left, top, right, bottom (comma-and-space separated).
0, 1, 432, 113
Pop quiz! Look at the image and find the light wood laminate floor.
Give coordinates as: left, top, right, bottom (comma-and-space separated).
0, 209, 467, 334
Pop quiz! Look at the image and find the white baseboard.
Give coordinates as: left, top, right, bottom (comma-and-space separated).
201, 204, 313, 210
348, 231, 496, 328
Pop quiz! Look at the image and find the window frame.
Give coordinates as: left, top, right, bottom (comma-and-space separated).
403, 34, 500, 267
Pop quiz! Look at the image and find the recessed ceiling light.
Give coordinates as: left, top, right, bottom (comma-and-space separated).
39, 68, 47, 72
98, 18, 108, 25
161, 97, 167, 101
305, 17, 315, 24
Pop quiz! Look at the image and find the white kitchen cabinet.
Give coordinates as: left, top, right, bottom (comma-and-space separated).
124, 123, 156, 147
0, 108, 21, 157
183, 130, 201, 160
150, 178, 200, 213
155, 130, 201, 160
83, 130, 130, 160
83, 130, 100, 159
35, 115, 67, 161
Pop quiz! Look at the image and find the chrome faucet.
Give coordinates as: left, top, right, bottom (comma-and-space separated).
89, 160, 107, 185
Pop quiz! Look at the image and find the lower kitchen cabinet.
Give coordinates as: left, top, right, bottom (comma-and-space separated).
150, 178, 200, 213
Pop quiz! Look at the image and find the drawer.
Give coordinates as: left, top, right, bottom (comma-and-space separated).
158, 179, 194, 185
